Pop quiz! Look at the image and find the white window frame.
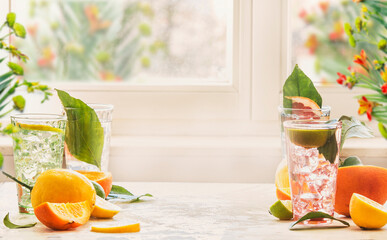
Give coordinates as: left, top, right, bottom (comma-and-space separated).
8, 0, 364, 137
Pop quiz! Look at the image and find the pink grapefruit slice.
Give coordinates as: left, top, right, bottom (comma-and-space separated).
285, 96, 322, 118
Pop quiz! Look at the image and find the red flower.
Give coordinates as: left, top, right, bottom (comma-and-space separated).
381, 83, 387, 95
336, 72, 346, 85
354, 49, 368, 68
319, 1, 329, 13
358, 96, 375, 121
353, 0, 363, 3
299, 9, 307, 19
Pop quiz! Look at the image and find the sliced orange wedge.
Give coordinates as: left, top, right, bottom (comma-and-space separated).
34, 201, 91, 230
77, 171, 113, 196
91, 196, 121, 219
276, 187, 291, 200
350, 193, 387, 229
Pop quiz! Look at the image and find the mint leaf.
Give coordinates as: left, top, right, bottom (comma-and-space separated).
340, 156, 362, 167
107, 184, 153, 203
6, 13, 16, 28
339, 116, 373, 150
3, 213, 36, 229
56, 89, 104, 169
283, 65, 322, 108
289, 211, 350, 230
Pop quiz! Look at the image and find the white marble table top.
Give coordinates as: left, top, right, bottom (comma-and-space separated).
0, 182, 386, 240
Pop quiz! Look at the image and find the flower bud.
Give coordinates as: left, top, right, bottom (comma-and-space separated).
355, 17, 362, 32
378, 39, 387, 50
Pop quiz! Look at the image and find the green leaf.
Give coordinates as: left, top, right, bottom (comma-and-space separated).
340, 156, 362, 167
283, 65, 322, 108
91, 181, 106, 199
378, 122, 387, 139
0, 71, 14, 82
317, 128, 338, 164
289, 211, 350, 230
107, 184, 153, 202
6, 13, 16, 28
7, 62, 24, 75
56, 89, 104, 169
3, 213, 37, 229
109, 184, 134, 196
339, 116, 373, 150
0, 152, 3, 169
12, 95, 25, 111
13, 23, 26, 38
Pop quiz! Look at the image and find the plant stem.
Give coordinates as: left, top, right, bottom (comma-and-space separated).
0, 32, 13, 41
2, 171, 33, 191
0, 108, 13, 118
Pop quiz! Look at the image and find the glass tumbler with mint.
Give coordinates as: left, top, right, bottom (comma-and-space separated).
284, 120, 342, 223
11, 114, 66, 214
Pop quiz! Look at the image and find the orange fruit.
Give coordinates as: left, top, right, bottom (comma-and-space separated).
31, 169, 96, 210
285, 96, 321, 118
275, 160, 289, 189
76, 171, 113, 196
34, 201, 91, 230
349, 193, 387, 229
335, 165, 387, 217
276, 188, 291, 200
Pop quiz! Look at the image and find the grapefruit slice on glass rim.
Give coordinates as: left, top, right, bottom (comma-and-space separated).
285, 96, 322, 119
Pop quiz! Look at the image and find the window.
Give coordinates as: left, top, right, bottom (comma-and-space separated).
8, 0, 363, 137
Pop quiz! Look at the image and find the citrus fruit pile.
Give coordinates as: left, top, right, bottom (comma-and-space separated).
30, 169, 139, 232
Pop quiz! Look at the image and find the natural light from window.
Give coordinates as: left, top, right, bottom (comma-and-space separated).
12, 0, 232, 85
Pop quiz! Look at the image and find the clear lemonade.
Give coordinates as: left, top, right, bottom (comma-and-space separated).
12, 121, 66, 214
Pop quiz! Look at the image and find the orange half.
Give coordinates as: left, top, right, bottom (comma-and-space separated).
34, 201, 91, 230
77, 171, 113, 196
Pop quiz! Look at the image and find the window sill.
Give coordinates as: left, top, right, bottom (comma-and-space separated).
0, 136, 385, 183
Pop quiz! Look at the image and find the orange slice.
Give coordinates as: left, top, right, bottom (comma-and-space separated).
349, 193, 387, 229
77, 171, 113, 196
91, 196, 121, 219
34, 201, 91, 230
276, 187, 291, 200
91, 223, 140, 233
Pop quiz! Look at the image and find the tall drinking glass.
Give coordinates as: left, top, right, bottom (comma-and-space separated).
284, 120, 342, 223
64, 104, 113, 172
11, 114, 66, 214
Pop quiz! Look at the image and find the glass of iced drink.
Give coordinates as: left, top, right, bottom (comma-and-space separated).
11, 114, 66, 214
64, 104, 113, 172
283, 120, 342, 224
278, 106, 331, 161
